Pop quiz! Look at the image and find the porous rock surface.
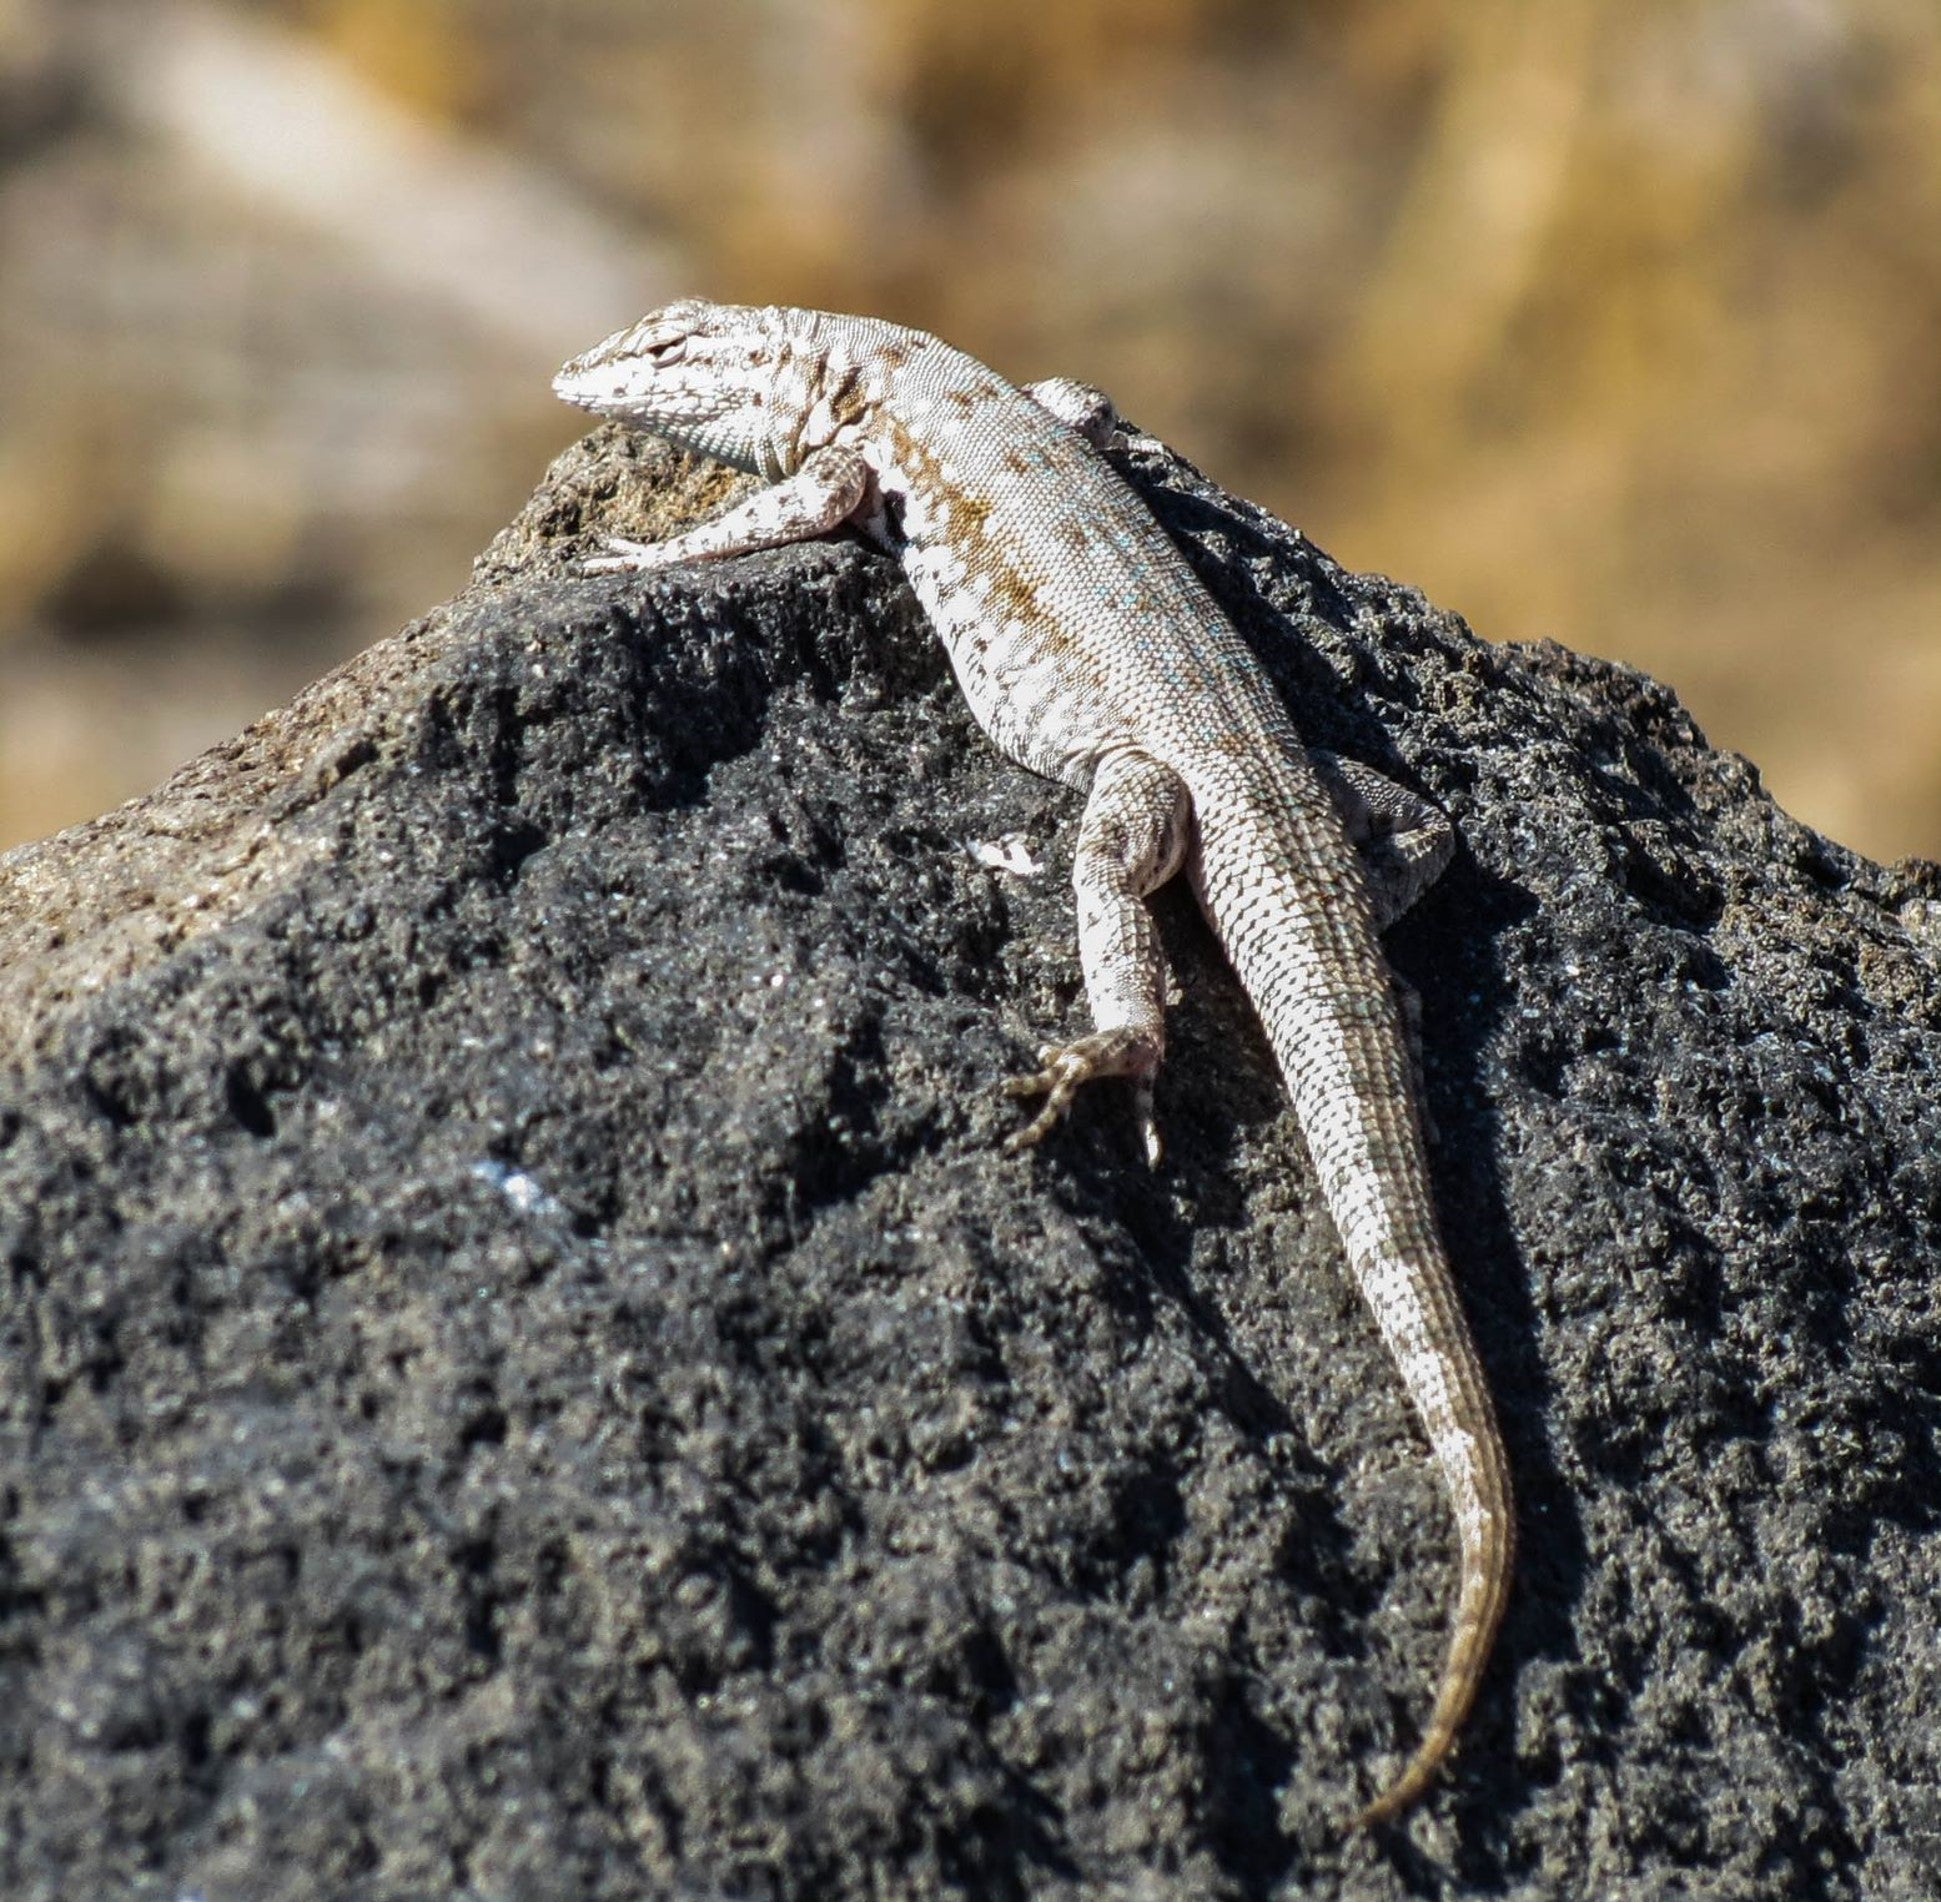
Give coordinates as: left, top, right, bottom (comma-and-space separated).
1, 423, 1938, 1899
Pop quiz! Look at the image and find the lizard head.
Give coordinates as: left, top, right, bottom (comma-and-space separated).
553, 298, 800, 476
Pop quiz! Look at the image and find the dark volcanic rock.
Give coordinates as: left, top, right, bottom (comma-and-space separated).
1, 420, 1938, 1900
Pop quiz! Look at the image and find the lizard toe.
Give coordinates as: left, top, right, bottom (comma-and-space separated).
1000, 1030, 1161, 1155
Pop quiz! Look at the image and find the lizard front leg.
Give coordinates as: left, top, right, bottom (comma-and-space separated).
585, 444, 870, 571
1004, 748, 1192, 1167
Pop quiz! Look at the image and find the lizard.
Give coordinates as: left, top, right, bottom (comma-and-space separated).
551, 299, 1514, 1827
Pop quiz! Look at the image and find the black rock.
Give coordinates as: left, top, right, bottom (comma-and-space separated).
1, 422, 1937, 1898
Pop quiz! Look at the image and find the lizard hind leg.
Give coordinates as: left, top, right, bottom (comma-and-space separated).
1308, 751, 1454, 931
1003, 749, 1192, 1167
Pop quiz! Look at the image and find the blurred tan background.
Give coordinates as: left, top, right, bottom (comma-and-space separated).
2, 0, 1938, 861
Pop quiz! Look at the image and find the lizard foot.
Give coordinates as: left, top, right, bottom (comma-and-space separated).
1002, 1029, 1163, 1167
583, 535, 675, 573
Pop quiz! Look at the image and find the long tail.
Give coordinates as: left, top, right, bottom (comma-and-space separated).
1193, 796, 1515, 1824
1346, 1241, 1515, 1826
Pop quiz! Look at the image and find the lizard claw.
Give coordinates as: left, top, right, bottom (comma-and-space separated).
1133, 1080, 1164, 1168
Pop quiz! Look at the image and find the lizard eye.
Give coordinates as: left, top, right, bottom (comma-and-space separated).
646, 337, 687, 366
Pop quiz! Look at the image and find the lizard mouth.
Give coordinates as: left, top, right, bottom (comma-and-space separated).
551, 363, 622, 411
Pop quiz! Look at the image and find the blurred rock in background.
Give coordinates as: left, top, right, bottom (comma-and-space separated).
3, 0, 1938, 860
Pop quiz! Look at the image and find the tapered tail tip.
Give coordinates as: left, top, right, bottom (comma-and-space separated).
1348, 1730, 1454, 1830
